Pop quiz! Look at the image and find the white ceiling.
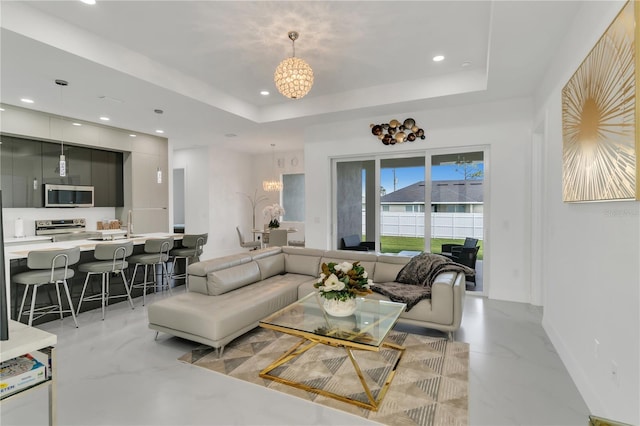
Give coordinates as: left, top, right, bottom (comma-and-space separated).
0, 1, 582, 153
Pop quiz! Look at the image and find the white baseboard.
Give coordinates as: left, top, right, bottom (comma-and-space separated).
542, 316, 604, 417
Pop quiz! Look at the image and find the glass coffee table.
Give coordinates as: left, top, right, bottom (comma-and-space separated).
258, 292, 406, 411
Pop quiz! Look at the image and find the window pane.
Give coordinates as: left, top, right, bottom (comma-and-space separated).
380, 157, 425, 253
282, 174, 305, 221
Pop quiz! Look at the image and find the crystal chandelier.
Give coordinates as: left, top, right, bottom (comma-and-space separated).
274, 31, 314, 99
263, 144, 283, 192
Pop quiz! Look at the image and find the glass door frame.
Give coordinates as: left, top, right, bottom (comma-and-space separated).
331, 145, 489, 296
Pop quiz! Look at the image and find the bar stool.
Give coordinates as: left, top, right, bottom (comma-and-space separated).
76, 241, 135, 320
129, 237, 174, 306
170, 233, 207, 290
13, 247, 80, 328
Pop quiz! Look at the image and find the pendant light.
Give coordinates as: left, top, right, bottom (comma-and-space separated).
55, 79, 68, 177
263, 144, 283, 192
154, 108, 164, 184
274, 31, 314, 99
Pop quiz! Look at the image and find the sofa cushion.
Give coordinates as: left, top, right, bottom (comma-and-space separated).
284, 253, 321, 277
256, 253, 285, 280
250, 247, 282, 260
207, 261, 261, 295
373, 255, 411, 283
188, 253, 252, 277
148, 275, 302, 348
320, 250, 378, 278
297, 278, 320, 299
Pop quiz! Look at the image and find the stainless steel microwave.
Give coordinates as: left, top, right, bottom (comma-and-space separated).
44, 184, 94, 207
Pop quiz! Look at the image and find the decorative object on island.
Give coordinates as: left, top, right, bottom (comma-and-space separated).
263, 203, 285, 229
562, 1, 639, 202
274, 31, 314, 99
314, 261, 372, 317
370, 118, 425, 145
240, 189, 269, 233
263, 144, 283, 192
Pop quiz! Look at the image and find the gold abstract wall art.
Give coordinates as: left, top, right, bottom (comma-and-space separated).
562, 1, 639, 202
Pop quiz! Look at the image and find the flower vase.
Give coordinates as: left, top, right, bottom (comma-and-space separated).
322, 297, 357, 317
268, 219, 280, 229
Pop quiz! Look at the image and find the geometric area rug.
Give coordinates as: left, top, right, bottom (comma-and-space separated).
179, 327, 469, 426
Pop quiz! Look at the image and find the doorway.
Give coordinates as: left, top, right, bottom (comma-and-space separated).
173, 168, 185, 234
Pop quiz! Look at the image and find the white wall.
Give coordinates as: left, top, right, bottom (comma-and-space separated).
173, 146, 249, 259
533, 1, 639, 423
173, 146, 304, 260
304, 98, 533, 303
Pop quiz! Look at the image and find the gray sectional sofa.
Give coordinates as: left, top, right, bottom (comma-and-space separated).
147, 246, 465, 354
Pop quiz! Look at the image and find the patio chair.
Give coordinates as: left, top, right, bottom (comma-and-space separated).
340, 234, 375, 251
441, 237, 478, 257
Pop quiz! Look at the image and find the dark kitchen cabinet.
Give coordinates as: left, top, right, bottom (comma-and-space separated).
0, 136, 43, 207
1, 134, 123, 208
42, 142, 92, 186
91, 149, 123, 207
0, 136, 13, 207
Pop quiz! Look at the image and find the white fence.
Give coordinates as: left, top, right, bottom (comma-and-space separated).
364, 212, 483, 239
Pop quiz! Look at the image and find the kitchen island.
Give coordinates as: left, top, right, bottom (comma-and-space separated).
3, 233, 183, 326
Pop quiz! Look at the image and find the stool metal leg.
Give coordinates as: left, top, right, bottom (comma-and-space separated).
143, 264, 149, 306
76, 273, 92, 315
61, 279, 79, 328
121, 270, 135, 310
162, 262, 172, 294
53, 282, 64, 321
28, 285, 38, 326
101, 273, 107, 320
18, 285, 30, 323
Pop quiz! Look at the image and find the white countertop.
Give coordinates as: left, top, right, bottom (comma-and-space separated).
4, 233, 182, 261
4, 236, 52, 245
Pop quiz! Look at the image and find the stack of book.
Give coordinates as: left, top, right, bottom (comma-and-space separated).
0, 354, 46, 398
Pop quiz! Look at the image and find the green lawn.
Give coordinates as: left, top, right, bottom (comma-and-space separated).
378, 236, 484, 259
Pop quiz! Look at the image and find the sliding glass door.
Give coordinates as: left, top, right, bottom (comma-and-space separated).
334, 149, 485, 275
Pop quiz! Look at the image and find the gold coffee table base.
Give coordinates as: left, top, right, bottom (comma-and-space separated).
259, 335, 406, 411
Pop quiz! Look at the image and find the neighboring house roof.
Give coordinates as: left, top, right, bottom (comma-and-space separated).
381, 180, 484, 204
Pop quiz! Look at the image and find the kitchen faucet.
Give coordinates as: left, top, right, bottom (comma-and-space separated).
127, 209, 133, 236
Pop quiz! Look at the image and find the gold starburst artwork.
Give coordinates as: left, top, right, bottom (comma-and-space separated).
562, 1, 639, 202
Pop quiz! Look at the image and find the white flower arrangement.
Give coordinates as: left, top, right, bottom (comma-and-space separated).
263, 203, 285, 228
314, 261, 373, 302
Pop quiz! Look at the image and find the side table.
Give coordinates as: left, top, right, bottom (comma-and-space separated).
0, 320, 57, 425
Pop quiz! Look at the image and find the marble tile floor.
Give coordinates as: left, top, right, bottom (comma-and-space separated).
1, 292, 589, 426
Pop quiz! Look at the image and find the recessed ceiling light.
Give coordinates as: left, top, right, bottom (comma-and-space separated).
225, 133, 237, 138
21, 98, 34, 104
80, 0, 96, 5
260, 91, 270, 96
129, 134, 137, 137
0, 108, 5, 111
72, 122, 82, 126
462, 61, 472, 67
99, 116, 110, 121
155, 129, 164, 134
433, 55, 445, 62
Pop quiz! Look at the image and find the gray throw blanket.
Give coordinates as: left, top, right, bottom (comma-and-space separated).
371, 253, 475, 311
